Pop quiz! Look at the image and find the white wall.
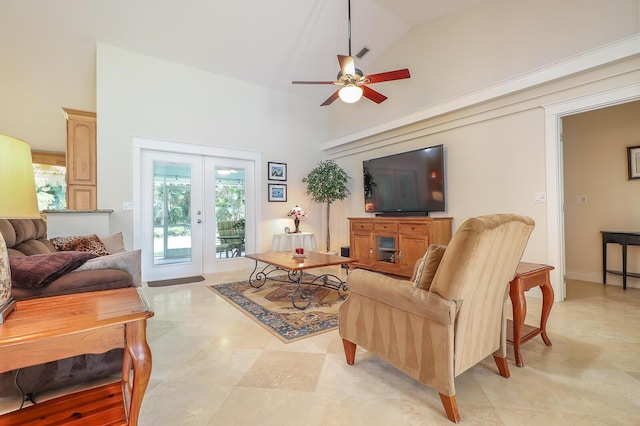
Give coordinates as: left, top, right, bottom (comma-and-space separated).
96, 44, 329, 250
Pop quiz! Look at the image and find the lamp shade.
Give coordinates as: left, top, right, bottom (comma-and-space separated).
0, 135, 39, 218
338, 84, 363, 104
0, 135, 39, 323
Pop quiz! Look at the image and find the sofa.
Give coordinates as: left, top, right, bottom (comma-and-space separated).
0, 218, 141, 399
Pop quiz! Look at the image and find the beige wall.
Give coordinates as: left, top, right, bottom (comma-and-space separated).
324, 57, 640, 299
326, 0, 639, 138
321, 0, 639, 299
563, 101, 640, 288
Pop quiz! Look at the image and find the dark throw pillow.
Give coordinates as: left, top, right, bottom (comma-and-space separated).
9, 251, 98, 288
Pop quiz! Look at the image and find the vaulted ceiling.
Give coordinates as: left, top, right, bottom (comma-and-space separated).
3, 0, 490, 97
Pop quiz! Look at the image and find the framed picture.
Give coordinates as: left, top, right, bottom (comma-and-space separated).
268, 162, 287, 181
628, 145, 640, 180
268, 183, 287, 202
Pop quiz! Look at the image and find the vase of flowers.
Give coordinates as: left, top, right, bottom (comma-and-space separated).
287, 205, 307, 233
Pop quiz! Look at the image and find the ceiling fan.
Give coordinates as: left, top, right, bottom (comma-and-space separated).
292, 0, 411, 106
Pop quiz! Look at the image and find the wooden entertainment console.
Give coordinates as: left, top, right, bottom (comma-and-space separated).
349, 217, 453, 277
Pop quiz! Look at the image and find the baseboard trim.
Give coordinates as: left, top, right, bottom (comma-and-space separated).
565, 269, 640, 290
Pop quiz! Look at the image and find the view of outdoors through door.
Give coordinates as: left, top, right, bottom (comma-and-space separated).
153, 162, 193, 265
214, 166, 245, 259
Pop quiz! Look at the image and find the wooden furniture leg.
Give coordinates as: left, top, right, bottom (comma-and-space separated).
509, 275, 527, 367
493, 355, 510, 378
439, 393, 460, 423
125, 320, 153, 425
539, 273, 554, 346
342, 339, 356, 365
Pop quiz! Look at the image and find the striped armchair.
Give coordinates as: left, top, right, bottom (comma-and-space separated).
339, 214, 535, 423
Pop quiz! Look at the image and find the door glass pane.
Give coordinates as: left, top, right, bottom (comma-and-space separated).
214, 167, 245, 258
376, 236, 396, 263
153, 162, 192, 265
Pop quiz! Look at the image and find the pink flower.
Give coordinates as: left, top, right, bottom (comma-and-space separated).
287, 205, 307, 219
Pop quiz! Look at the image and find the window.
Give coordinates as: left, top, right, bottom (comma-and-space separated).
32, 152, 66, 211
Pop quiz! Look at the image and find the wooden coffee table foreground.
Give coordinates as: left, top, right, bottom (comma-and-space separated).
246, 251, 355, 310
0, 288, 153, 425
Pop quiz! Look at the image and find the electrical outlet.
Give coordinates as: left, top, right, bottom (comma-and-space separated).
576, 195, 588, 204
534, 192, 547, 203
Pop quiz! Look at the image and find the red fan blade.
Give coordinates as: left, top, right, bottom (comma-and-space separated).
292, 80, 336, 85
362, 85, 388, 104
337, 55, 356, 76
366, 69, 411, 84
321, 90, 341, 106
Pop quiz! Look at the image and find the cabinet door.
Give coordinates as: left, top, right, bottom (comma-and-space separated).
67, 185, 97, 210
351, 232, 373, 265
66, 116, 96, 186
374, 233, 398, 266
398, 234, 429, 275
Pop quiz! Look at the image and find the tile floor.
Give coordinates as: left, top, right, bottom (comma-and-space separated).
1, 268, 639, 425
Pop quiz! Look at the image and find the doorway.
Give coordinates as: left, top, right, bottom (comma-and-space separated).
134, 138, 260, 281
544, 83, 640, 301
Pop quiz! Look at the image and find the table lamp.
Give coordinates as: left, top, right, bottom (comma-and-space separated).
0, 135, 40, 323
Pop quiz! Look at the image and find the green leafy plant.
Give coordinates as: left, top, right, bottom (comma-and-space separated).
303, 160, 350, 252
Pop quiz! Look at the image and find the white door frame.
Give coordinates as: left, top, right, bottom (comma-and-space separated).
544, 82, 640, 301
132, 137, 263, 277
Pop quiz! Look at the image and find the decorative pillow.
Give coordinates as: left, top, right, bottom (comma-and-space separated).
50, 234, 110, 256
10, 252, 98, 288
74, 249, 142, 287
413, 244, 447, 291
101, 232, 126, 254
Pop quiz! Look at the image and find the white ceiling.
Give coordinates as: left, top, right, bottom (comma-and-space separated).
4, 0, 489, 98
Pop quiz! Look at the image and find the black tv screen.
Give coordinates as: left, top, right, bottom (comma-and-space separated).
363, 144, 445, 215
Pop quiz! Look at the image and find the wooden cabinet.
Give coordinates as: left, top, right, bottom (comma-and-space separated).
349, 217, 453, 277
63, 108, 97, 209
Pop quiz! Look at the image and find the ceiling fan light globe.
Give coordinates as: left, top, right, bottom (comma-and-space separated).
338, 85, 363, 103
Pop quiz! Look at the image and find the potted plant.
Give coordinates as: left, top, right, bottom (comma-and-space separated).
303, 160, 350, 253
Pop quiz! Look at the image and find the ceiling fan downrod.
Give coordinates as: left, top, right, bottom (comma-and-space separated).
347, 0, 352, 57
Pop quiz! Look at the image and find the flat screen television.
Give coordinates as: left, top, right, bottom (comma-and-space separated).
363, 144, 445, 215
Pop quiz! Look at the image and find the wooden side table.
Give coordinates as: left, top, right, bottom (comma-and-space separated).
507, 262, 554, 367
0, 287, 153, 425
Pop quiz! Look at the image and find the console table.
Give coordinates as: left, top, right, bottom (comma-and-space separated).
507, 262, 554, 367
601, 231, 640, 290
0, 288, 153, 425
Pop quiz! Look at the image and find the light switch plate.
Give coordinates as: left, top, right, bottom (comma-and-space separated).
534, 192, 547, 203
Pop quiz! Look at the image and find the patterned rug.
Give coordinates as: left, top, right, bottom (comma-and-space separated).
208, 274, 347, 343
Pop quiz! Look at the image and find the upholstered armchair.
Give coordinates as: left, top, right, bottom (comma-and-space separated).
339, 214, 534, 423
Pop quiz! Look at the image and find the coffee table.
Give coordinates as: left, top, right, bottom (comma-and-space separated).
246, 251, 355, 310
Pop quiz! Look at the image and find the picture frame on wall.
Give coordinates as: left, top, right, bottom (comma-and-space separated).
268, 183, 287, 202
627, 145, 640, 180
268, 162, 287, 181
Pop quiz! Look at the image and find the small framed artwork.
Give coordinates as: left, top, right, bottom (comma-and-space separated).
268, 183, 287, 202
268, 162, 287, 181
628, 145, 640, 180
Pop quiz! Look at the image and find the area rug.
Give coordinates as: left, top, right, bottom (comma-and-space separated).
208, 274, 347, 343
147, 275, 206, 287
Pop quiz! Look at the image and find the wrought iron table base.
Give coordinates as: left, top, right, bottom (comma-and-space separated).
248, 261, 349, 310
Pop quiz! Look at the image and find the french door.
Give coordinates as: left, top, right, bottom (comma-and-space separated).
140, 150, 255, 281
